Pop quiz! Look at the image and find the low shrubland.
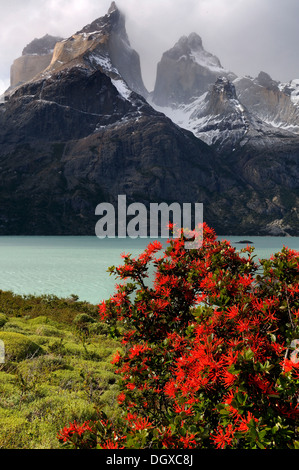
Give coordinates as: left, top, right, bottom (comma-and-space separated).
0, 291, 121, 449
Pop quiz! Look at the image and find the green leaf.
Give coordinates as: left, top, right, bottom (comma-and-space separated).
256, 441, 266, 449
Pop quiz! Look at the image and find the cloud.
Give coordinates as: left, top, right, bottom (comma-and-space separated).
120, 0, 299, 89
0, 0, 299, 95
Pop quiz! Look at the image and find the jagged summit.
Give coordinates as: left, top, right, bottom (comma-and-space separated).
76, 1, 127, 40
186, 32, 203, 49
152, 32, 235, 107
185, 76, 299, 152
2, 4, 299, 237
213, 76, 238, 100
38, 2, 148, 97
255, 71, 279, 91
187, 77, 250, 149
166, 33, 219, 67
108, 1, 118, 14
5, 3, 148, 98
173, 33, 204, 56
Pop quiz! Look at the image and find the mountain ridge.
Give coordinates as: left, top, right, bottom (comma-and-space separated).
0, 2, 299, 236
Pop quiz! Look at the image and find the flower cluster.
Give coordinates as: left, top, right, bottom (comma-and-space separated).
58, 224, 299, 449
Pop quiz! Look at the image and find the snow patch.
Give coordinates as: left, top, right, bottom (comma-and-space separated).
279, 79, 299, 106
111, 78, 132, 100
89, 53, 118, 75
190, 48, 225, 74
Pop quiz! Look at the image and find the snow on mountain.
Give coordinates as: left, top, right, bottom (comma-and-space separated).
234, 73, 299, 133
279, 79, 299, 106
151, 33, 236, 108
149, 32, 299, 150
150, 77, 249, 150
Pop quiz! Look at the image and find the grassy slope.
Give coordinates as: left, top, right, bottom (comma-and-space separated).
0, 290, 121, 449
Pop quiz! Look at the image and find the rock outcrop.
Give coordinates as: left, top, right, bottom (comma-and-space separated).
151, 33, 236, 107
38, 1, 148, 98
234, 72, 299, 133
10, 34, 63, 89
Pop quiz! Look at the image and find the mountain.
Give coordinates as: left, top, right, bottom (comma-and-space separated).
151, 56, 299, 236
37, 1, 148, 99
150, 36, 299, 149
0, 3, 223, 235
234, 72, 299, 133
151, 32, 236, 108
0, 2, 299, 236
10, 34, 63, 90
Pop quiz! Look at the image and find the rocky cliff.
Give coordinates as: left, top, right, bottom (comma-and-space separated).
151, 33, 236, 107
36, 2, 148, 98
0, 3, 222, 235
234, 72, 299, 133
10, 34, 63, 89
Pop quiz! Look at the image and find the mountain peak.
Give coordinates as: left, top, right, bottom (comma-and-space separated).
152, 33, 234, 107
22, 34, 63, 56
187, 32, 203, 49
170, 33, 204, 59
76, 2, 126, 39
213, 76, 238, 100
256, 71, 279, 91
108, 1, 118, 14
32, 1, 148, 97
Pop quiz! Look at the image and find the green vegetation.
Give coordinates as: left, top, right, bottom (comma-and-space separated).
0, 290, 121, 449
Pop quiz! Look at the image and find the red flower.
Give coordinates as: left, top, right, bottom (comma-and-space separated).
101, 439, 123, 449
111, 350, 122, 364
126, 383, 135, 391
117, 392, 126, 404
211, 424, 235, 449
57, 420, 93, 443
235, 412, 259, 433
125, 413, 153, 431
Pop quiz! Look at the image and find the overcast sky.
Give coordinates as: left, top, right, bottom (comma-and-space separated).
1, 0, 299, 95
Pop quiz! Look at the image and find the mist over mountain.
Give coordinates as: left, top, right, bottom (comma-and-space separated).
0, 2, 299, 236
151, 32, 236, 108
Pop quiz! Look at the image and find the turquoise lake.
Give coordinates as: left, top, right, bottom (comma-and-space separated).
0, 235, 298, 305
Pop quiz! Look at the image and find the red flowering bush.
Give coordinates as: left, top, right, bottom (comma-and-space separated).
58, 224, 299, 449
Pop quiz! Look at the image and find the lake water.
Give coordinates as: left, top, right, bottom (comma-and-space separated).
0, 235, 298, 306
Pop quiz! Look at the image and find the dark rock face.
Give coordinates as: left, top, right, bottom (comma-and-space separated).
1, 2, 299, 237
22, 34, 63, 56
187, 77, 250, 151
70, 3, 148, 98
2, 68, 136, 144
0, 61, 221, 235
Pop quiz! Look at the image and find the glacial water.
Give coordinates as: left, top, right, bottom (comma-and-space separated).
0, 235, 298, 306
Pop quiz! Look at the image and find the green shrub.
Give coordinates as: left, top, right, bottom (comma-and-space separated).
29, 316, 62, 328
0, 412, 29, 449
2, 322, 24, 333
17, 354, 71, 380
0, 290, 121, 449
0, 314, 8, 328
0, 332, 44, 362
74, 313, 96, 325
35, 325, 62, 337
89, 322, 109, 336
